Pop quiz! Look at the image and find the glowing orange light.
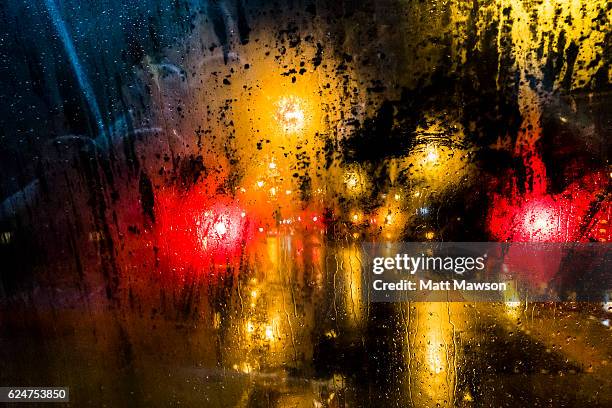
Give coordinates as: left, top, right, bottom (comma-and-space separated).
424, 145, 439, 164
275, 96, 305, 133
246, 321, 255, 333
265, 325, 275, 340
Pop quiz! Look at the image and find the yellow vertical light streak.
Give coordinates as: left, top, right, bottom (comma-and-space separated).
339, 246, 364, 326
406, 302, 465, 407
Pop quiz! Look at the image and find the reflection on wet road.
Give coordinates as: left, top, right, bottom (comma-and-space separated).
2, 235, 610, 407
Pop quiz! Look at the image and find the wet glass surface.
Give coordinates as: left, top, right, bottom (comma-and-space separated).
0, 0, 610, 406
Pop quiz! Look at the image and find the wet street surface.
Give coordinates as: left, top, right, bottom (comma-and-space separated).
2, 237, 610, 407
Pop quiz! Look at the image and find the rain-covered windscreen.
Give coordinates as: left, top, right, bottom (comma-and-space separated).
0, 0, 610, 406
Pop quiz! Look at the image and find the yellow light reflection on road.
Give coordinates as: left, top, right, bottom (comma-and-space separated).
218, 235, 326, 375
339, 246, 364, 327
404, 302, 465, 407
